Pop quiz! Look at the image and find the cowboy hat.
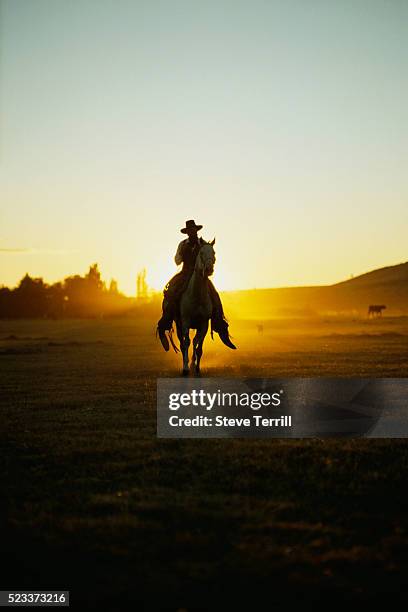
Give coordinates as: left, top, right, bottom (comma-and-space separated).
180, 219, 203, 234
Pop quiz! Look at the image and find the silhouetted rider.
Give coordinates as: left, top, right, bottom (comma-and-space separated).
157, 219, 234, 351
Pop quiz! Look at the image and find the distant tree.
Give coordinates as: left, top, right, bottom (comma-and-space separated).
136, 268, 148, 299
46, 281, 65, 318
109, 279, 118, 294
14, 274, 48, 317
0, 287, 12, 318
86, 263, 105, 291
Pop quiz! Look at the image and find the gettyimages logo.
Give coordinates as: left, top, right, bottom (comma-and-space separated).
157, 378, 408, 439
167, 388, 283, 411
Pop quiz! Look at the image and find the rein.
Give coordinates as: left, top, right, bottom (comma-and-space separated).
168, 327, 180, 353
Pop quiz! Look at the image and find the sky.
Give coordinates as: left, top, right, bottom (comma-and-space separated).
1, 0, 407, 295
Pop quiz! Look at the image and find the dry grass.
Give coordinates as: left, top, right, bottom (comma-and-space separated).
1, 316, 408, 609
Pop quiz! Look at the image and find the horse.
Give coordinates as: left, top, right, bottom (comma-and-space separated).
368, 304, 386, 318
175, 239, 216, 375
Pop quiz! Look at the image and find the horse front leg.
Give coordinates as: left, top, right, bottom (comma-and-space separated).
191, 330, 200, 371
181, 325, 190, 375
194, 320, 208, 375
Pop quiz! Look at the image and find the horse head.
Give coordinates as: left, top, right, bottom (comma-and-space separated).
195, 239, 216, 278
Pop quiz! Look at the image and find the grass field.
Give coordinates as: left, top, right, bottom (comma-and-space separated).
1, 316, 408, 608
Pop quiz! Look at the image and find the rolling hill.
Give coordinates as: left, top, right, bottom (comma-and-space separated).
221, 261, 408, 318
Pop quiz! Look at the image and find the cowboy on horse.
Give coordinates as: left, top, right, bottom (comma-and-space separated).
157, 220, 236, 355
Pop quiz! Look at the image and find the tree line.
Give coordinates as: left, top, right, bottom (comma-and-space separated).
0, 264, 139, 318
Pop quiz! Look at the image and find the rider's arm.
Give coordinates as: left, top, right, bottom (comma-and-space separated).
174, 240, 186, 265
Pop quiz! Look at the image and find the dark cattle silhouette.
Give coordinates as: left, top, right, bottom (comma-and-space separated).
368, 304, 386, 317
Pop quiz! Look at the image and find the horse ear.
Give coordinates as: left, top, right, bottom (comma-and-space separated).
210, 237, 216, 246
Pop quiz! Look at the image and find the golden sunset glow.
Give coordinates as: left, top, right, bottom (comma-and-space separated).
1, 1, 407, 295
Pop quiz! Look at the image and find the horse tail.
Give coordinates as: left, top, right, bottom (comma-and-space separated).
217, 321, 237, 350
207, 280, 236, 349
